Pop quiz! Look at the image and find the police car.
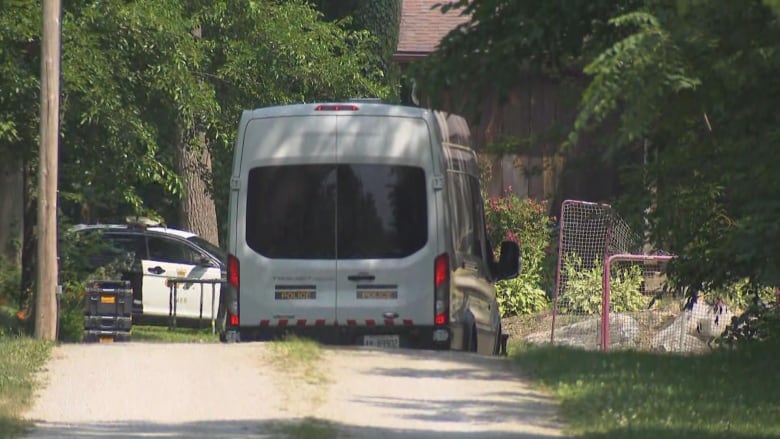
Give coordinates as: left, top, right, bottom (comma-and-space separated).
73, 219, 226, 323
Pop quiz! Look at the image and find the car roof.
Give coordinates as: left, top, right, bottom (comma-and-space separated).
71, 224, 197, 240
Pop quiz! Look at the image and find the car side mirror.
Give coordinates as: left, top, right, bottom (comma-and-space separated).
495, 241, 520, 281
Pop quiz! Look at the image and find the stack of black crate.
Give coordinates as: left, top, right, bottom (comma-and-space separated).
83, 280, 133, 342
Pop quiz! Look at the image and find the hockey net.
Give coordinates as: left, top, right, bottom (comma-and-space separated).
546, 200, 730, 353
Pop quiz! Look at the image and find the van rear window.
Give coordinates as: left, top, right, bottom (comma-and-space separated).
246, 164, 427, 259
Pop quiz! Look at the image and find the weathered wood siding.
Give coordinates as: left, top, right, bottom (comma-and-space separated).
445, 75, 621, 212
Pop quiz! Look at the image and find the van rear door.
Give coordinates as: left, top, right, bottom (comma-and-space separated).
335, 116, 437, 334
236, 116, 338, 328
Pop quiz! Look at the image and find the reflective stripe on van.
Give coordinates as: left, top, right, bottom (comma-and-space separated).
256, 318, 416, 327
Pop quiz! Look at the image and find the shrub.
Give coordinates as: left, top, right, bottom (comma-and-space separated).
484, 189, 555, 316
57, 225, 130, 342
0, 222, 130, 341
719, 299, 780, 349
558, 255, 645, 315
708, 279, 776, 311
609, 262, 646, 312
717, 282, 779, 349
0, 257, 26, 337
496, 275, 550, 316
0, 305, 20, 338
0, 256, 21, 308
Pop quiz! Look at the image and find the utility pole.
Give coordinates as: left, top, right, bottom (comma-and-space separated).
35, 0, 61, 341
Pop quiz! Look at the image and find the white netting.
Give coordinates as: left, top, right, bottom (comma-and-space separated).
604, 257, 735, 353
549, 200, 641, 349
544, 200, 727, 353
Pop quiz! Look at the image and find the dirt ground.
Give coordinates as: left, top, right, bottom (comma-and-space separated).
24, 342, 566, 438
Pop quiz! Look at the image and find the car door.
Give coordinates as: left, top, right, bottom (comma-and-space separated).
141, 235, 221, 319
236, 114, 339, 328
334, 115, 437, 332
464, 174, 501, 351
102, 232, 146, 315
448, 171, 499, 352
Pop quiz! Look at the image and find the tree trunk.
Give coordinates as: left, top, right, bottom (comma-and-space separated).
175, 25, 219, 246
177, 130, 220, 246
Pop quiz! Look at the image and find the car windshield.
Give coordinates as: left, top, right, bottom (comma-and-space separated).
187, 236, 227, 262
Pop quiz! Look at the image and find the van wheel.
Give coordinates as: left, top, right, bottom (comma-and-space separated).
493, 326, 502, 356
216, 300, 227, 342
469, 325, 478, 353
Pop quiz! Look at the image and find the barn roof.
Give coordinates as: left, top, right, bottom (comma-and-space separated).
394, 0, 471, 62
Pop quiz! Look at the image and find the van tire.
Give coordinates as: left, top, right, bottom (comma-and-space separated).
216, 299, 227, 343
469, 325, 478, 353
492, 326, 502, 356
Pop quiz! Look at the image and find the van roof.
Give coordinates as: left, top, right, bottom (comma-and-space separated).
244, 103, 429, 119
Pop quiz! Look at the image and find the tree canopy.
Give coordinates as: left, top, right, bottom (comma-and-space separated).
0, 0, 388, 228
416, 0, 780, 289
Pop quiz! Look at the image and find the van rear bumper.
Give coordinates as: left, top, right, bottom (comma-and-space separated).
233, 325, 451, 350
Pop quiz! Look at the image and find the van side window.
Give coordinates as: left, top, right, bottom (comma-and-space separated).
449, 173, 478, 261
467, 175, 491, 273
468, 176, 486, 259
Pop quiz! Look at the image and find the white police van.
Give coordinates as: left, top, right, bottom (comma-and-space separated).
223, 103, 519, 354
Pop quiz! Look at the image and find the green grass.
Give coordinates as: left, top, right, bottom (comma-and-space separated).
130, 325, 219, 343
0, 337, 52, 438
267, 417, 339, 439
269, 335, 327, 385
510, 341, 780, 438
268, 336, 332, 427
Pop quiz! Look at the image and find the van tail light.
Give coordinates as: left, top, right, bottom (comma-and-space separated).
314, 104, 359, 111
228, 255, 239, 289
434, 253, 449, 326
227, 254, 240, 326
435, 253, 448, 288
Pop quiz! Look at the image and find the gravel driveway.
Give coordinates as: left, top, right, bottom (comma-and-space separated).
24, 343, 564, 438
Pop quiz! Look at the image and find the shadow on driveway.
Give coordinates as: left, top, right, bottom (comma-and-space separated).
26, 418, 564, 439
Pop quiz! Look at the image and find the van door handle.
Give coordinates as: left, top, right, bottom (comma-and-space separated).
347, 274, 375, 282
147, 266, 165, 275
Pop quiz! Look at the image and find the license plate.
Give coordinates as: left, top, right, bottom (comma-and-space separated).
363, 335, 400, 349
100, 295, 115, 304
99, 336, 114, 343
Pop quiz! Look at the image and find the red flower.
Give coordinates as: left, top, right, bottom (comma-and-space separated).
488, 197, 500, 212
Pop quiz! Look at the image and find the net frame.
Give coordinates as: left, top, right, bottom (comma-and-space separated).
551, 200, 642, 345
602, 254, 675, 350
